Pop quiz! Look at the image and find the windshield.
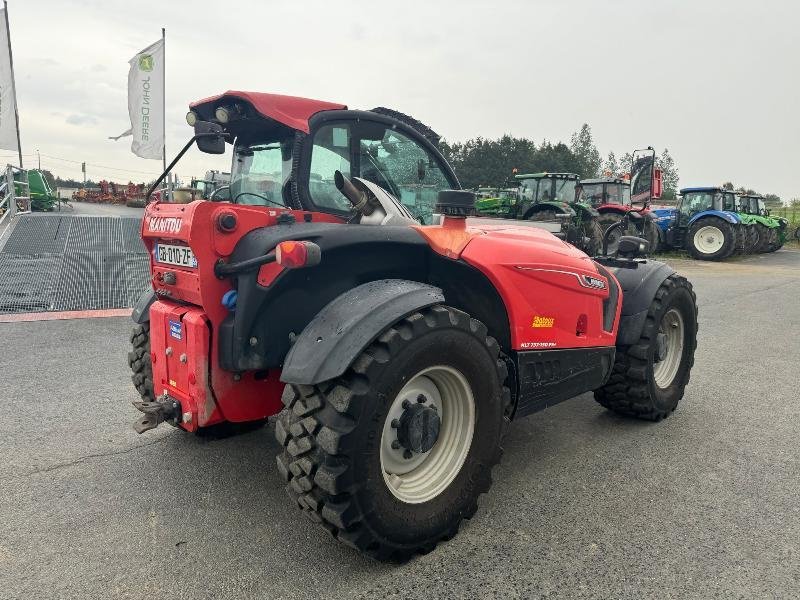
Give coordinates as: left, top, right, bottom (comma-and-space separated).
229, 140, 293, 206
549, 178, 576, 202
681, 191, 716, 215
578, 183, 605, 206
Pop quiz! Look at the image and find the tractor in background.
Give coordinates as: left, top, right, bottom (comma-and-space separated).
475, 171, 603, 254
575, 148, 662, 254
737, 193, 786, 252
652, 187, 745, 260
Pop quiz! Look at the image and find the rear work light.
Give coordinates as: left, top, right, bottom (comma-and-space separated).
275, 241, 322, 269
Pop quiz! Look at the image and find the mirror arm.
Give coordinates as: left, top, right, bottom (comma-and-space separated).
145, 132, 222, 201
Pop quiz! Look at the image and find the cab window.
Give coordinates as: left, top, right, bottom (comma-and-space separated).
308, 125, 353, 212
359, 128, 450, 224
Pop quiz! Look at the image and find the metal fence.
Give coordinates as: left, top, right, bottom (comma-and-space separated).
0, 164, 30, 230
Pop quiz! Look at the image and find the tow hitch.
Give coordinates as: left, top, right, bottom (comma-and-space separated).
132, 393, 182, 434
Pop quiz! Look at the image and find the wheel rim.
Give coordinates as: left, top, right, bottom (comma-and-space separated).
653, 308, 685, 388
693, 225, 724, 254
380, 366, 475, 504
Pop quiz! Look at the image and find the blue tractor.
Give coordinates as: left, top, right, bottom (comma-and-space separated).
652, 187, 743, 260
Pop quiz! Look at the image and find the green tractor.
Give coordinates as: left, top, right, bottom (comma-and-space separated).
475, 172, 603, 254
14, 169, 57, 211
737, 193, 786, 252
473, 186, 520, 216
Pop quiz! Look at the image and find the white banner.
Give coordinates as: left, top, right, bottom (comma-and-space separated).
125, 38, 164, 160
0, 8, 19, 153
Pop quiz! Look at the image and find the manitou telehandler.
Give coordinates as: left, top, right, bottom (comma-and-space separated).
128, 91, 698, 561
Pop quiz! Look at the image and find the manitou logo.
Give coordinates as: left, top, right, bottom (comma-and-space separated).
147, 217, 182, 234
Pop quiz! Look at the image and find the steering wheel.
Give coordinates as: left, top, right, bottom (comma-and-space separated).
233, 191, 285, 208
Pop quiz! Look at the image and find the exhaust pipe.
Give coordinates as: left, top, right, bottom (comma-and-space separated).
334, 171, 373, 215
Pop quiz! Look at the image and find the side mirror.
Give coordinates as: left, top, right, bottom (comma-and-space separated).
617, 235, 649, 257
630, 148, 656, 205
195, 121, 226, 154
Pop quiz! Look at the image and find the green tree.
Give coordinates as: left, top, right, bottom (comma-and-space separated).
763, 193, 782, 207
602, 151, 620, 176
658, 148, 679, 200
722, 182, 734, 190
569, 123, 601, 178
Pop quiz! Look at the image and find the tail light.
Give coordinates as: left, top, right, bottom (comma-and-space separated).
275, 241, 322, 269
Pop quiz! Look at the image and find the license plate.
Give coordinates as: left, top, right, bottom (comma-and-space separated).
155, 243, 197, 268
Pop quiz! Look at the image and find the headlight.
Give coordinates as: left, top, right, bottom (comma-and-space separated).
185, 111, 198, 126
215, 107, 230, 123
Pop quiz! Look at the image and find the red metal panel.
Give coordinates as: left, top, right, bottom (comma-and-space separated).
189, 91, 347, 133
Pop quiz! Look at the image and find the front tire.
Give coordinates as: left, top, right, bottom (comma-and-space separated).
275, 305, 510, 561
686, 217, 736, 260
595, 274, 697, 420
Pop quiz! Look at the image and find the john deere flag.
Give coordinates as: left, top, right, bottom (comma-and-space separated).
0, 7, 19, 153
122, 38, 164, 159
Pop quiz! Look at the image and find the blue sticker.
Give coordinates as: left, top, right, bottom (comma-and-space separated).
169, 320, 182, 340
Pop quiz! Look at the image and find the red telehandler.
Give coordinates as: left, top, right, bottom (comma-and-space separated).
128, 91, 697, 561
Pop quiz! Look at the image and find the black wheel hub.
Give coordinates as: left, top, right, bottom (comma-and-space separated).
396, 395, 440, 455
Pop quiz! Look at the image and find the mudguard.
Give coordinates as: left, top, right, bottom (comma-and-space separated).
280, 279, 444, 385
605, 260, 675, 346
687, 210, 739, 226
131, 288, 156, 324
523, 201, 574, 220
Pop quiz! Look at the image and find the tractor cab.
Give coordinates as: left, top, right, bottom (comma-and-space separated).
576, 177, 631, 209
185, 92, 458, 224
515, 172, 580, 216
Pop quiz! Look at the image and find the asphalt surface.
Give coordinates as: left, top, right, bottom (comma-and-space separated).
1, 250, 799, 599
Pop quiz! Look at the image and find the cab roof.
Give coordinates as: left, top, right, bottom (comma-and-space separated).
515, 172, 579, 180
580, 177, 629, 185
680, 186, 727, 194
190, 91, 347, 134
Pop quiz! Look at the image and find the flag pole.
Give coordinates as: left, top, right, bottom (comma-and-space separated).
3, 0, 22, 169
161, 27, 166, 175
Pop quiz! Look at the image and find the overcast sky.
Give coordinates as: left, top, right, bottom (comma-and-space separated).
8, 0, 800, 200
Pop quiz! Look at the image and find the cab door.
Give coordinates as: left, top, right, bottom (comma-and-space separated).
301, 111, 459, 224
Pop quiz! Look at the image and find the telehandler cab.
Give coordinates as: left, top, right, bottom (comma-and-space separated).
129, 91, 698, 561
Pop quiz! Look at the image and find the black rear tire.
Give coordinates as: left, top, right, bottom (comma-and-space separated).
581, 218, 604, 255
128, 323, 154, 402
686, 217, 736, 260
595, 274, 697, 421
275, 305, 510, 561
754, 224, 772, 253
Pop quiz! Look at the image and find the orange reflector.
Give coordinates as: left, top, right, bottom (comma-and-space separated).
275, 240, 321, 269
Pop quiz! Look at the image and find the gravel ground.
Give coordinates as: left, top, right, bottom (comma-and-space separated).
1, 250, 798, 599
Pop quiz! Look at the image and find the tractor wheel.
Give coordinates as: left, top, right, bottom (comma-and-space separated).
766, 228, 781, 252
580, 219, 604, 255
129, 323, 155, 403
733, 225, 748, 255
686, 217, 736, 260
754, 224, 772, 253
128, 324, 265, 438
597, 213, 635, 254
594, 274, 697, 420
745, 226, 760, 254
275, 305, 510, 561
639, 218, 662, 253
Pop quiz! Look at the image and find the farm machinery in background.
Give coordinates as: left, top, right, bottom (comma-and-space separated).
475, 172, 604, 254
575, 150, 663, 254
737, 193, 787, 253
72, 180, 148, 207
652, 188, 787, 260
474, 148, 663, 255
